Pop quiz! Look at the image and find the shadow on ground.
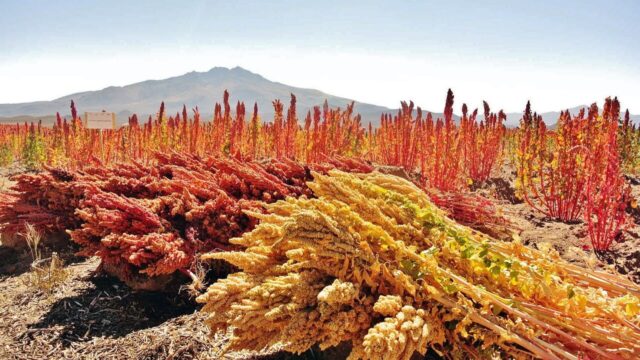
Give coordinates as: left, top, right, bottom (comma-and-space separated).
285, 343, 443, 360
23, 276, 196, 346
0, 245, 24, 276
0, 233, 84, 279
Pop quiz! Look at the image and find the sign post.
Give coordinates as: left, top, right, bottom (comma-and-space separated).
84, 112, 116, 163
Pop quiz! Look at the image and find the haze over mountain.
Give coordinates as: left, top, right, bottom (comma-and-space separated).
0, 66, 396, 126
0, 66, 637, 127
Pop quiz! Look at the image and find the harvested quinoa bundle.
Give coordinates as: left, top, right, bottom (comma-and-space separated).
198, 171, 640, 359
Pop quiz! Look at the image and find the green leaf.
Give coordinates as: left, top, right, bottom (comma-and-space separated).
443, 283, 459, 294
490, 265, 501, 276
478, 245, 489, 258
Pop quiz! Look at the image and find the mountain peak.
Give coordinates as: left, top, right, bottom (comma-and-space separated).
206, 66, 250, 73
202, 66, 264, 81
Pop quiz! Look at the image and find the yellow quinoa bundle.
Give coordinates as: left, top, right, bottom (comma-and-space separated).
198, 171, 640, 359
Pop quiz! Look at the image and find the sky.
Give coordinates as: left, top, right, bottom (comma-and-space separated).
1, 0, 639, 113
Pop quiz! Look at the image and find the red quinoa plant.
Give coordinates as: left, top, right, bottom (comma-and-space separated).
375, 100, 423, 172
422, 89, 464, 192
584, 98, 630, 251
515, 102, 590, 221
368, 90, 505, 192
0, 91, 374, 168
618, 109, 640, 174
516, 97, 631, 250
460, 101, 506, 184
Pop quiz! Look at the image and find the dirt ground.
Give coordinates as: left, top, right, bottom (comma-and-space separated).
0, 253, 320, 360
0, 165, 639, 360
479, 167, 640, 283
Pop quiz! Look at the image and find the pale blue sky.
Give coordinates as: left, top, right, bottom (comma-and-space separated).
1, 0, 639, 112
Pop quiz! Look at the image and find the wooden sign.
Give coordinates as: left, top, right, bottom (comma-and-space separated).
84, 112, 116, 130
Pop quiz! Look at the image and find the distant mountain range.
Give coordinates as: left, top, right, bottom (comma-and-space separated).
0, 66, 395, 126
0, 66, 637, 127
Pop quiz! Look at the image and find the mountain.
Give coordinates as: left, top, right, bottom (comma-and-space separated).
0, 66, 394, 126
2, 67, 637, 128
0, 115, 58, 126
